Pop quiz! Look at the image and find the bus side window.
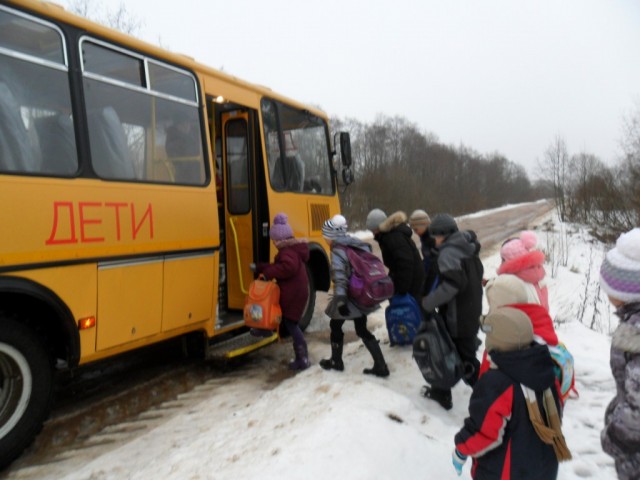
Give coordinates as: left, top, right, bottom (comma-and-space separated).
165, 118, 202, 184
0, 81, 42, 173
34, 114, 77, 175
88, 106, 135, 179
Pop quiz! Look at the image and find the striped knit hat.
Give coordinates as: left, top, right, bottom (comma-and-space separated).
600, 228, 640, 303
322, 214, 348, 240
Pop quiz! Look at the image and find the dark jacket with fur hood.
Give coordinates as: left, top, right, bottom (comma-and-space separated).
373, 211, 424, 301
422, 230, 484, 338
601, 301, 640, 480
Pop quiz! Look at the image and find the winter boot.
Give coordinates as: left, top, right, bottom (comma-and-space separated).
362, 338, 390, 377
319, 342, 344, 371
421, 386, 453, 411
250, 328, 274, 338
289, 341, 310, 371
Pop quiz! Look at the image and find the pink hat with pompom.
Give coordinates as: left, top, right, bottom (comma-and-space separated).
269, 213, 294, 241
500, 231, 538, 262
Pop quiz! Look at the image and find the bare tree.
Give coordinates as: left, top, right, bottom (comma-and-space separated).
619, 101, 640, 225
66, 0, 142, 35
540, 135, 569, 221
567, 152, 603, 222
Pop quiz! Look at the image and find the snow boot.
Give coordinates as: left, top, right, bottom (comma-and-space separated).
362, 338, 390, 377
421, 386, 453, 411
289, 341, 310, 371
250, 328, 274, 338
319, 342, 344, 371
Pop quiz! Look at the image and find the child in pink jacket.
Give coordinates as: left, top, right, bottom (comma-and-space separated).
498, 230, 549, 311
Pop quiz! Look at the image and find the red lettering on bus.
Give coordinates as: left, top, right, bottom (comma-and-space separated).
105, 202, 127, 241
78, 202, 105, 243
45, 202, 78, 245
131, 203, 154, 240
47, 201, 155, 244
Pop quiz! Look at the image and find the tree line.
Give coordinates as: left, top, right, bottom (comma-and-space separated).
538, 102, 640, 242
331, 114, 552, 229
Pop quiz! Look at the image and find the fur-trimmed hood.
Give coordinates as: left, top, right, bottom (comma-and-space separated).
274, 237, 308, 250
378, 211, 407, 233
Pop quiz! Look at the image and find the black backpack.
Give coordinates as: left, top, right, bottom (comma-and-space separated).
413, 312, 464, 390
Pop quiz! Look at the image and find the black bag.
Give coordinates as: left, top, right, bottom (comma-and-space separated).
412, 312, 464, 390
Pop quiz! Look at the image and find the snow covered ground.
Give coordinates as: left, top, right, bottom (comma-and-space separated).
7, 207, 618, 479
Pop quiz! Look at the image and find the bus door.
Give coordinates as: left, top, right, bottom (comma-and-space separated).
221, 111, 255, 315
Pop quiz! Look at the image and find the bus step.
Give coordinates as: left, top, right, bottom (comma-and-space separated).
206, 331, 278, 360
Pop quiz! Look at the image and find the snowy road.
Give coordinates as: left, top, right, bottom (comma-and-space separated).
1, 201, 559, 479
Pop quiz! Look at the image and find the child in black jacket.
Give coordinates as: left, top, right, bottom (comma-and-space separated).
453, 306, 563, 479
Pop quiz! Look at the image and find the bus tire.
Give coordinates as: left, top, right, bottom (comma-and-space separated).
298, 266, 316, 332
0, 317, 53, 470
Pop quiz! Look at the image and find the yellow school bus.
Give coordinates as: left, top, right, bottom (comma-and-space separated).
0, 0, 353, 468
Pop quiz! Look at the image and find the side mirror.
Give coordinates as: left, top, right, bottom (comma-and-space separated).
339, 132, 352, 167
341, 167, 354, 186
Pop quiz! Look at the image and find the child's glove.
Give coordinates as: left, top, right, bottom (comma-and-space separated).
451, 449, 467, 476
336, 296, 350, 316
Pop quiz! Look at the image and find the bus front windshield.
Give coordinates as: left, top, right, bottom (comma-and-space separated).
261, 99, 334, 195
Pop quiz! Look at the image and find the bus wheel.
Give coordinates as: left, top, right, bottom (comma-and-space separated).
298, 266, 316, 332
0, 317, 53, 470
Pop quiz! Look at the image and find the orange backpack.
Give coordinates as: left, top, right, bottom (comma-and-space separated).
243, 275, 282, 331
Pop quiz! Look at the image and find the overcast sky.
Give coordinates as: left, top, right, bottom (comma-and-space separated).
91, 0, 640, 174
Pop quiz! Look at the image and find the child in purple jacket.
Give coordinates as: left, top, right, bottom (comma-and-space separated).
254, 213, 310, 371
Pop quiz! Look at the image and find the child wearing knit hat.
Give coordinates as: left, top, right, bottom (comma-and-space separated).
253, 213, 311, 371
453, 306, 562, 478
409, 209, 438, 295
480, 274, 572, 404
320, 214, 390, 377
599, 227, 640, 480
497, 230, 549, 311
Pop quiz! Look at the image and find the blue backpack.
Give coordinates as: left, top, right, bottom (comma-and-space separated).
548, 342, 578, 402
385, 294, 422, 345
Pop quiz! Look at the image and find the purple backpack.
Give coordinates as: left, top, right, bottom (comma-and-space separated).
343, 246, 394, 307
